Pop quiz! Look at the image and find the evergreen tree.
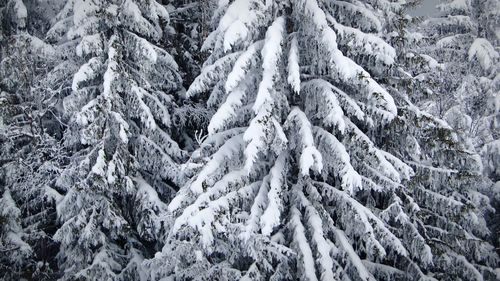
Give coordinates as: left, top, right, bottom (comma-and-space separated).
0, 187, 32, 279
416, 0, 500, 256
1, 0, 64, 279
166, 0, 215, 153
145, 0, 499, 280
46, 0, 186, 279
418, 0, 499, 181
167, 0, 205, 87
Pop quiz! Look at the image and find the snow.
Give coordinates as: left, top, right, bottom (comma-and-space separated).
0, 189, 20, 223
436, 35, 462, 48
327, 1, 382, 32
208, 44, 267, 134
106, 3, 119, 18
132, 86, 157, 129
450, 254, 483, 281
218, 0, 262, 50
344, 119, 401, 183
260, 153, 287, 236
468, 38, 499, 71
195, 250, 203, 262
335, 229, 376, 281
106, 155, 118, 184
290, 205, 318, 281
111, 112, 130, 144
437, 0, 470, 13
80, 249, 121, 279
6, 231, 31, 252
21, 34, 56, 56
241, 180, 269, 240
45, 186, 63, 203
91, 149, 107, 177
167, 189, 188, 213
208, 88, 246, 135
314, 127, 362, 194
329, 16, 396, 65
2, 0, 498, 279
186, 52, 241, 98
225, 40, 264, 93
52, 0, 75, 24
302, 79, 346, 132
76, 34, 103, 57
190, 134, 244, 194
299, 192, 335, 281
135, 36, 158, 63
320, 181, 408, 257
13, 0, 27, 28
244, 115, 268, 171
304, 2, 397, 119
379, 150, 415, 181
223, 21, 249, 51
407, 32, 424, 43
271, 118, 288, 154
73, 0, 99, 26
244, 17, 285, 171
140, 92, 171, 128
173, 170, 254, 248
433, 15, 475, 32
420, 54, 443, 70
72, 57, 102, 91
153, 0, 169, 22
201, 30, 218, 52
287, 107, 323, 176
122, 249, 148, 281
252, 17, 284, 114
135, 177, 168, 210
122, 0, 158, 39
103, 38, 119, 98
287, 36, 301, 94
332, 85, 366, 122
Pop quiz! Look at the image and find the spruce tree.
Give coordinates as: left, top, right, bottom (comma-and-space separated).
167, 0, 215, 153
145, 1, 499, 280
418, 0, 499, 181
46, 0, 186, 279
1, 0, 64, 279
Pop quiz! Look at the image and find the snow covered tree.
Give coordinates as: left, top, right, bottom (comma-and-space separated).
415, 2, 499, 256
145, 0, 499, 280
0, 188, 32, 280
0, 135, 64, 280
418, 0, 499, 181
45, 0, 188, 279
1, 1, 65, 279
166, 0, 207, 87
165, 0, 218, 153
0, 0, 27, 39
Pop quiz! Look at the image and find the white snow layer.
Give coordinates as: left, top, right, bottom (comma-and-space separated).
468, 38, 499, 71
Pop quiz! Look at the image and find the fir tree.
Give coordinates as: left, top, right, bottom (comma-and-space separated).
145, 0, 499, 280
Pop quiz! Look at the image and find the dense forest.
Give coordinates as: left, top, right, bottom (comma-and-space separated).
0, 0, 498, 280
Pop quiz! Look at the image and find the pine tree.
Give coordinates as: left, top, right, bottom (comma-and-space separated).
46, 0, 187, 279
145, 0, 499, 280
